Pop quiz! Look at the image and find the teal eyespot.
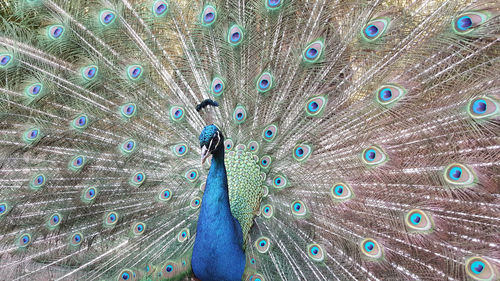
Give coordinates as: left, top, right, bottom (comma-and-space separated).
330, 182, 353, 202
132, 222, 146, 236
118, 269, 135, 281
127, 65, 143, 80
211, 77, 225, 96
266, 0, 282, 11
290, 200, 307, 217
255, 237, 270, 253
185, 169, 199, 182
120, 139, 137, 154
190, 197, 201, 209
465, 257, 496, 280
162, 262, 177, 278
261, 204, 273, 218
256, 72, 273, 93
453, 11, 490, 34
81, 65, 98, 80
307, 243, 325, 262
82, 186, 97, 203
272, 174, 287, 189
202, 5, 217, 26
121, 103, 137, 118
225, 139, 234, 151
172, 143, 188, 156
23, 128, 41, 143
130, 172, 146, 187
228, 24, 244, 46
376, 84, 406, 106
305, 96, 327, 117
0, 54, 13, 68
100, 10, 116, 26
362, 18, 390, 41
233, 105, 247, 124
69, 232, 83, 246
293, 144, 312, 162
104, 211, 119, 227
69, 155, 86, 171
30, 173, 46, 190
170, 106, 185, 122
248, 141, 259, 153
260, 155, 272, 169
25, 83, 43, 98
362, 146, 388, 166
405, 209, 434, 233
443, 163, 476, 186
18, 233, 32, 248
303, 40, 324, 63
153, 0, 168, 17
262, 124, 278, 142
360, 238, 383, 260
467, 96, 499, 119
159, 187, 172, 202
0, 202, 10, 217
47, 25, 64, 40
47, 213, 62, 229
72, 114, 89, 130
177, 228, 190, 242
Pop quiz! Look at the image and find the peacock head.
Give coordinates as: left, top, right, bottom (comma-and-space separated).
199, 124, 224, 164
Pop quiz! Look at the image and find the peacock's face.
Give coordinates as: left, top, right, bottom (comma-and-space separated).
199, 124, 224, 164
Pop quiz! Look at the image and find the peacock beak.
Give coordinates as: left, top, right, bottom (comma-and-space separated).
201, 145, 210, 165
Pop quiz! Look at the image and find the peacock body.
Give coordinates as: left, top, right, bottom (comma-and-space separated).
0, 0, 499, 280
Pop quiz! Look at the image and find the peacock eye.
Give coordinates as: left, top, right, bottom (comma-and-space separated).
120, 139, 136, 154
23, 128, 41, 143
104, 212, 119, 227
255, 237, 270, 253
453, 11, 489, 34
360, 238, 384, 260
228, 24, 243, 46
293, 144, 312, 162
25, 83, 43, 97
330, 182, 353, 202
362, 146, 387, 166
18, 234, 32, 248
303, 40, 324, 63
0, 203, 9, 216
127, 65, 143, 80
260, 155, 272, 169
405, 209, 434, 232
170, 106, 185, 121
130, 172, 146, 187
47, 25, 64, 40
121, 103, 137, 118
443, 163, 475, 186
467, 96, 499, 119
211, 77, 225, 96
118, 269, 135, 281
233, 105, 247, 124
307, 243, 325, 262
0, 54, 12, 67
257, 72, 273, 93
100, 10, 116, 26
69, 155, 86, 171
262, 124, 278, 142
72, 114, 88, 129
272, 174, 287, 189
247, 141, 259, 153
362, 18, 389, 41
153, 0, 168, 17
177, 228, 190, 242
465, 257, 496, 280
82, 186, 97, 203
190, 197, 201, 209
48, 213, 62, 229
185, 169, 199, 182
70, 232, 83, 246
266, 0, 282, 10
132, 222, 146, 236
290, 200, 307, 217
224, 139, 234, 150
261, 204, 273, 218
202, 5, 217, 26
305, 96, 327, 117
376, 84, 406, 106
82, 65, 98, 80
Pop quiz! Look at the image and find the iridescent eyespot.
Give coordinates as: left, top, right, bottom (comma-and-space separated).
465, 257, 497, 281
170, 106, 185, 122
453, 12, 489, 34
261, 204, 273, 218
201, 5, 217, 26
255, 237, 270, 253
81, 65, 98, 80
162, 262, 177, 278
293, 144, 312, 162
177, 228, 190, 242
30, 174, 46, 190
248, 274, 264, 281
290, 200, 307, 217
0, 202, 10, 217
69, 155, 86, 171
262, 124, 278, 142
120, 139, 137, 154
70, 232, 83, 246
185, 169, 199, 182
405, 209, 434, 233
18, 233, 32, 248
220, 139, 232, 153
305, 96, 327, 117
100, 10, 116, 26
228, 24, 244, 46
272, 174, 287, 189
190, 197, 201, 209
330, 182, 353, 202
72, 114, 88, 130
172, 143, 188, 156
233, 105, 247, 124
302, 40, 324, 63
121, 103, 137, 118
444, 163, 476, 186
247, 141, 259, 153
360, 238, 383, 260
250, 258, 256, 265
362, 18, 389, 41
307, 243, 325, 262
25, 83, 43, 98
104, 211, 119, 227
256, 72, 273, 93
82, 186, 97, 203
467, 96, 499, 119
260, 155, 272, 169
23, 128, 41, 143
152, 0, 168, 17
376, 84, 406, 106
47, 213, 62, 229
362, 146, 388, 166
132, 222, 146, 236
266, 0, 282, 10
159, 188, 172, 202
47, 25, 64, 40
0, 54, 12, 67
127, 65, 143, 80
130, 172, 146, 187
211, 77, 225, 96
118, 269, 135, 281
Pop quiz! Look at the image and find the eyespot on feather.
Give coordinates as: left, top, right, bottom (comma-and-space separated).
443, 163, 476, 186
256, 72, 273, 93
303, 40, 324, 63
376, 84, 406, 106
361, 18, 390, 41
170, 106, 185, 122
305, 96, 327, 117
99, 10, 116, 26
47, 25, 65, 40
211, 77, 225, 96
177, 228, 190, 242
290, 200, 307, 217
233, 105, 247, 124
227, 24, 244, 46
130, 172, 146, 187
360, 238, 384, 260
330, 182, 354, 202
453, 11, 490, 34
467, 96, 499, 119
465, 257, 497, 281
201, 5, 217, 26
255, 236, 270, 253
262, 124, 278, 142
404, 209, 434, 233
307, 243, 325, 262
361, 146, 388, 166
81, 65, 98, 80
104, 211, 119, 227
152, 0, 168, 17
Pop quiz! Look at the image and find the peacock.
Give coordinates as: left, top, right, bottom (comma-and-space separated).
0, 0, 499, 280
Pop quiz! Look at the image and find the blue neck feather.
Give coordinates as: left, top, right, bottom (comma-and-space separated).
192, 148, 246, 281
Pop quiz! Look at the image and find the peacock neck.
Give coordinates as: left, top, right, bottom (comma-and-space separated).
192, 147, 246, 281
